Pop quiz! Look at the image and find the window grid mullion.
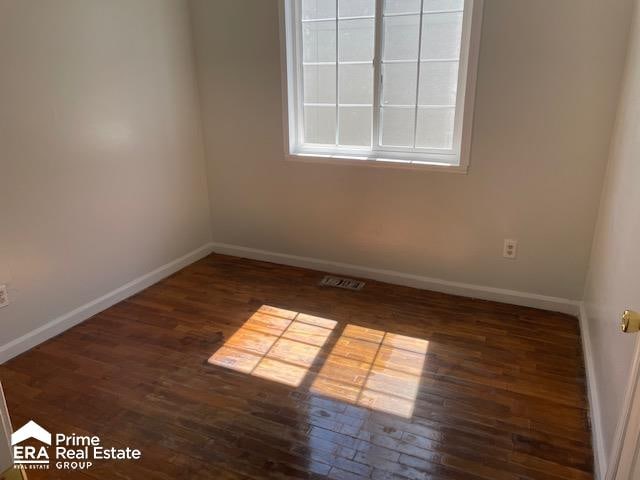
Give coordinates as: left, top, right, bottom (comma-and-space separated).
335, 0, 340, 147
372, 0, 384, 150
294, 0, 305, 146
301, 9, 463, 23
412, 0, 426, 150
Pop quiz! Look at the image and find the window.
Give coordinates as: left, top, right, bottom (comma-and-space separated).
281, 0, 482, 170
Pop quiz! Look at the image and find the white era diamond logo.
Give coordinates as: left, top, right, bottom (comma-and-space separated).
10, 419, 142, 471
11, 420, 51, 468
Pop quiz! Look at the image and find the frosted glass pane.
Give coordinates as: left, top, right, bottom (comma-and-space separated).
302, 0, 336, 19
384, 0, 421, 14
303, 21, 336, 63
339, 107, 372, 146
382, 62, 417, 106
339, 0, 375, 17
421, 12, 463, 60
415, 107, 455, 149
339, 18, 375, 62
381, 107, 414, 146
339, 63, 373, 104
304, 106, 336, 144
418, 61, 459, 105
423, 0, 464, 11
383, 15, 420, 61
304, 65, 336, 104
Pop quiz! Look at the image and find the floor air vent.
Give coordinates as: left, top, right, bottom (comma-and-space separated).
319, 275, 365, 291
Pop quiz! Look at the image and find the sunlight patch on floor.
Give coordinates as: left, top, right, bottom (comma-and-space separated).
208, 305, 337, 387
209, 306, 428, 417
310, 325, 428, 418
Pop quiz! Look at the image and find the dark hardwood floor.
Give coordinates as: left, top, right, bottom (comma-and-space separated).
0, 254, 593, 479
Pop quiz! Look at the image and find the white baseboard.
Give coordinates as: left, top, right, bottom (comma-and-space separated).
0, 243, 214, 364
1, 240, 581, 363
210, 242, 580, 316
578, 303, 607, 480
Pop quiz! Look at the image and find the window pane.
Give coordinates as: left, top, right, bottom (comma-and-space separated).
384, 0, 421, 15
415, 107, 455, 149
339, 18, 375, 62
382, 62, 417, 106
339, 0, 375, 18
304, 106, 336, 144
339, 63, 373, 104
302, 0, 336, 20
418, 61, 459, 105
303, 21, 336, 63
421, 12, 463, 60
291, 0, 469, 161
423, 0, 464, 12
304, 65, 336, 104
339, 107, 372, 146
381, 107, 414, 146
383, 15, 420, 61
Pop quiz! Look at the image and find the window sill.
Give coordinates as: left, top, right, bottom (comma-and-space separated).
286, 153, 468, 174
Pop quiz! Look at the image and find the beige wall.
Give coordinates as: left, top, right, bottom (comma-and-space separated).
0, 0, 212, 349
190, 0, 632, 301
583, 0, 640, 467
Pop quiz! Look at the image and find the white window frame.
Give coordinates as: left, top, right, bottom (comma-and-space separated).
279, 0, 483, 173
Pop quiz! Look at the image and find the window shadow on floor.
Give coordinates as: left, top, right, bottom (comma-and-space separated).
208, 305, 429, 418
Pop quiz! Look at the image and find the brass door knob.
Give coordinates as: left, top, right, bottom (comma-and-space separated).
620, 310, 640, 333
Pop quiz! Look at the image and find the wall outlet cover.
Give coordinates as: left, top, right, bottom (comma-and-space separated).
503, 239, 518, 259
0, 285, 8, 308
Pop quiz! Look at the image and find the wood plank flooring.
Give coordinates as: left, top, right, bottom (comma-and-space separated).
0, 254, 593, 479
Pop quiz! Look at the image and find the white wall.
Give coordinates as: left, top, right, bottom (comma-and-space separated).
189, 0, 633, 302
583, 0, 640, 469
0, 0, 212, 350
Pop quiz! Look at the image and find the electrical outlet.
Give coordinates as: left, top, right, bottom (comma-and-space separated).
0, 284, 8, 308
503, 239, 518, 259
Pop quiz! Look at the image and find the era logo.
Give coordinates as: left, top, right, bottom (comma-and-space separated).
11, 420, 51, 467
